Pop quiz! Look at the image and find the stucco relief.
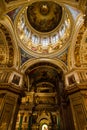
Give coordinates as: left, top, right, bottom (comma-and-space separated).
71, 25, 86, 68
0, 24, 14, 67
0, 30, 8, 65
80, 29, 87, 66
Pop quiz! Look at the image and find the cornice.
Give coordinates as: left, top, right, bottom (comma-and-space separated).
0, 83, 24, 96
65, 82, 87, 95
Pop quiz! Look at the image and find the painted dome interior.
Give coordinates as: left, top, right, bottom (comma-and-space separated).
27, 1, 62, 32
14, 0, 81, 57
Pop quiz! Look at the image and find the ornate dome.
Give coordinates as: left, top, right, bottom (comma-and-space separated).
27, 1, 62, 32
14, 0, 74, 57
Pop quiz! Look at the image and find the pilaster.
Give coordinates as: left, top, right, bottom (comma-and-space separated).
0, 83, 24, 130
65, 70, 87, 130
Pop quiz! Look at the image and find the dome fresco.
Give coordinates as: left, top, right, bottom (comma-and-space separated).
14, 0, 79, 57
27, 1, 62, 32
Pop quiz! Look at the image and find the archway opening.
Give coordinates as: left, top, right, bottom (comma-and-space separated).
42, 124, 48, 130
15, 62, 74, 130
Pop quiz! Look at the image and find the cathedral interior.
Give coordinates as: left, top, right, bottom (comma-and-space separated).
0, 0, 87, 130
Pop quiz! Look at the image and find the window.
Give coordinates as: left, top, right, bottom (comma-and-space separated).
42, 124, 48, 130
32, 35, 39, 44
41, 38, 49, 46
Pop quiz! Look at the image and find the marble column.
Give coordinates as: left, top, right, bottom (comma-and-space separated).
18, 112, 24, 130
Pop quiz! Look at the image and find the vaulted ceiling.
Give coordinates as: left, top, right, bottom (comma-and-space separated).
0, 0, 87, 88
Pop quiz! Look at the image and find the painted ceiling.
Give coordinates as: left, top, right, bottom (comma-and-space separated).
5, 0, 82, 58
25, 62, 63, 90
27, 1, 62, 32
13, 0, 76, 56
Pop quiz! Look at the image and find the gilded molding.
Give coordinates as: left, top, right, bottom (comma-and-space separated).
0, 23, 14, 67
74, 25, 86, 67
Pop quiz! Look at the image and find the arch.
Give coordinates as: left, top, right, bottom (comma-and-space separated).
20, 58, 68, 74
67, 15, 84, 70
0, 16, 20, 69
36, 111, 52, 124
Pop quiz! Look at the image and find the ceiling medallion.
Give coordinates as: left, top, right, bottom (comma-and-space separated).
27, 1, 62, 32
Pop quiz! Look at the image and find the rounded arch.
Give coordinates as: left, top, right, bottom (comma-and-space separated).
67, 15, 84, 70
36, 111, 52, 124
20, 58, 68, 74
0, 15, 20, 69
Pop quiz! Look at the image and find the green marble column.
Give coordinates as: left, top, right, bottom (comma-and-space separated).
18, 113, 24, 130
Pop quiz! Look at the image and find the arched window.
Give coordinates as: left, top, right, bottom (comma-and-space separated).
42, 124, 48, 130
41, 38, 49, 46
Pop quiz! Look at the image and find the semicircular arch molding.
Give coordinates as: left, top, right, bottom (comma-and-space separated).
0, 16, 20, 69
36, 111, 52, 124
20, 58, 68, 74
67, 15, 85, 70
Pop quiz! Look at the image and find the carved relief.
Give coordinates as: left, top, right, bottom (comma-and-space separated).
0, 31, 8, 65
0, 24, 14, 67
80, 29, 87, 66
35, 96, 56, 104
74, 25, 86, 67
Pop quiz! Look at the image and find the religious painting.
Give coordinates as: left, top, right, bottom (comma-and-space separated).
27, 1, 62, 32
12, 74, 20, 85
68, 75, 76, 85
